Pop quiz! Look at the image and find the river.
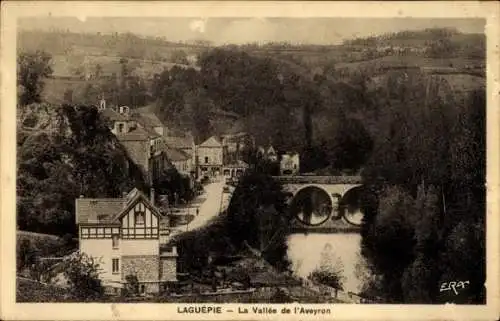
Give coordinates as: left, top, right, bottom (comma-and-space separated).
286, 232, 368, 293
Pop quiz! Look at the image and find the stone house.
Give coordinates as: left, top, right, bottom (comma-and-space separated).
197, 136, 225, 178
76, 188, 177, 295
163, 132, 196, 176
162, 143, 192, 177
98, 100, 167, 185
131, 105, 168, 137
280, 152, 300, 175
222, 160, 249, 180
257, 145, 278, 163
116, 126, 165, 186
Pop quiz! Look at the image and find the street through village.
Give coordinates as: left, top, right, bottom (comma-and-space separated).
174, 180, 233, 234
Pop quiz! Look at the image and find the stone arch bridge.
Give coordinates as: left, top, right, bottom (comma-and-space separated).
273, 176, 365, 233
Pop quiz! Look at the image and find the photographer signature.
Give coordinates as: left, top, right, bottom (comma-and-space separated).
440, 281, 470, 295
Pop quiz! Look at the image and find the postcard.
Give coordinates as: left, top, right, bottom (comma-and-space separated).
1, 1, 499, 320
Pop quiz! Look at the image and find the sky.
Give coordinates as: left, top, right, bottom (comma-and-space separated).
18, 17, 485, 45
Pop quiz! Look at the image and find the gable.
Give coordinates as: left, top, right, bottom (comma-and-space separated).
200, 136, 222, 148
111, 191, 162, 223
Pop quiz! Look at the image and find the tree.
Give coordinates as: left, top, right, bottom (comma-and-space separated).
171, 50, 189, 64
63, 253, 103, 300
360, 186, 417, 302
225, 171, 291, 270
17, 104, 147, 236
17, 239, 36, 270
17, 50, 53, 106
182, 88, 214, 143
309, 243, 345, 290
154, 166, 193, 205
124, 274, 139, 297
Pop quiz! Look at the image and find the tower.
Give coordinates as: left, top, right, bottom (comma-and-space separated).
99, 97, 106, 111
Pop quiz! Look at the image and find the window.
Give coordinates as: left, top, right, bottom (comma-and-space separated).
140, 284, 146, 294
205, 156, 209, 164
135, 211, 145, 225
112, 258, 120, 274
118, 123, 124, 133
112, 235, 119, 249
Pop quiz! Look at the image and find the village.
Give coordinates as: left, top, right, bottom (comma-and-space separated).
13, 16, 487, 306
19, 97, 342, 303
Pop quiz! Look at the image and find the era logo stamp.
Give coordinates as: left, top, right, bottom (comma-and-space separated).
440, 281, 470, 295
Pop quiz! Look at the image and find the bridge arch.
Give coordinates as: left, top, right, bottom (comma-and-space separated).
284, 183, 365, 228
338, 185, 366, 226
288, 185, 333, 226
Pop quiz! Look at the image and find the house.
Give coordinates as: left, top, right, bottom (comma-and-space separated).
76, 188, 178, 295
257, 145, 278, 163
163, 131, 196, 172
97, 100, 168, 185
222, 160, 249, 180
280, 152, 300, 175
221, 132, 252, 152
162, 143, 193, 177
131, 105, 168, 137
116, 125, 166, 185
266, 146, 278, 162
99, 104, 135, 135
197, 136, 225, 178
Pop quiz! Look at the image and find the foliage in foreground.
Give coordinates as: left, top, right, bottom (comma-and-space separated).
62, 253, 104, 300
359, 89, 485, 304
175, 170, 292, 274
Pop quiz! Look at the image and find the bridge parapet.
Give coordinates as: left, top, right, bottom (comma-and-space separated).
274, 175, 365, 233
273, 175, 363, 185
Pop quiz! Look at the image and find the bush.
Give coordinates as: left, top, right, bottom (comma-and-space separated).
63, 253, 103, 300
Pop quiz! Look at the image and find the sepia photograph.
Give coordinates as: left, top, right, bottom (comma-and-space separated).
1, 1, 499, 320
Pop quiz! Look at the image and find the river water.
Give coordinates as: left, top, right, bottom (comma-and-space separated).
286, 233, 367, 293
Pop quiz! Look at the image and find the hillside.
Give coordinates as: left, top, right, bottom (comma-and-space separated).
17, 103, 147, 236
18, 28, 485, 157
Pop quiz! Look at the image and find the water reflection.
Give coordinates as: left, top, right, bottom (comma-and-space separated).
343, 209, 364, 226
290, 187, 332, 226
287, 233, 367, 293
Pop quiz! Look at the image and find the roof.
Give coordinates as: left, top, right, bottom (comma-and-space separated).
135, 104, 155, 114
132, 107, 165, 128
224, 160, 249, 168
116, 126, 160, 141
110, 188, 162, 222
162, 143, 190, 162
226, 120, 246, 134
100, 108, 129, 121
76, 188, 164, 225
199, 136, 222, 148
163, 135, 194, 150
75, 198, 125, 224
210, 108, 240, 119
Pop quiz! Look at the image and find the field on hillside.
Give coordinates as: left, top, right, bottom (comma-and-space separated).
50, 54, 198, 78
335, 55, 484, 72
17, 277, 73, 302
43, 54, 198, 105
17, 230, 76, 258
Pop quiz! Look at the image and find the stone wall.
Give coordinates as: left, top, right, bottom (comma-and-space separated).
122, 255, 159, 282
160, 257, 177, 282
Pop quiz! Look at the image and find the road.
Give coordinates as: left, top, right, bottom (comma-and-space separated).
179, 180, 234, 233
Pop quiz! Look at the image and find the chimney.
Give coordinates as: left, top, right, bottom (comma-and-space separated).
150, 188, 155, 206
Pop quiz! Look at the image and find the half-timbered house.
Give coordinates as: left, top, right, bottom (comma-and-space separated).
76, 188, 177, 295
